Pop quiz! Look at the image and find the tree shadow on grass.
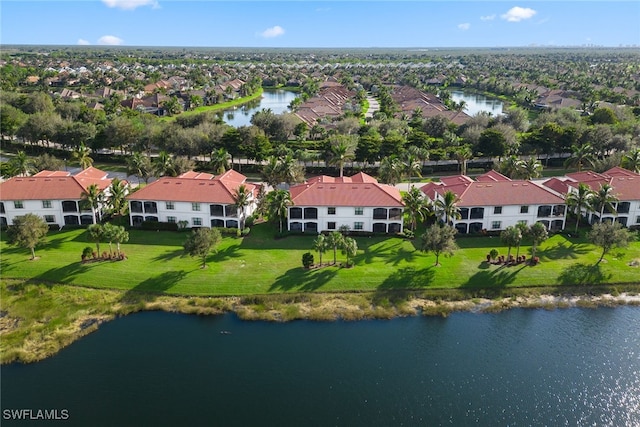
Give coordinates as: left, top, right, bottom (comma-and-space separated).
361, 239, 417, 266
373, 266, 436, 305
556, 262, 611, 285
120, 270, 188, 304
30, 262, 91, 285
462, 264, 526, 289
268, 267, 338, 292
152, 248, 185, 262
537, 242, 590, 261
210, 244, 242, 262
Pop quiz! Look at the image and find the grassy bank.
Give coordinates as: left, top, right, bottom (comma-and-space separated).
2, 223, 640, 363
159, 88, 264, 122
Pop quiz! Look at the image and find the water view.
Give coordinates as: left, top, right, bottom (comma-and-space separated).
451, 90, 504, 117
222, 89, 298, 127
3, 307, 639, 426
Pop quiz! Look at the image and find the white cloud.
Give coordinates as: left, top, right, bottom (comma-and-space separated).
501, 7, 537, 22
102, 0, 159, 10
77, 39, 91, 45
458, 23, 471, 30
259, 26, 285, 38
97, 35, 124, 45
480, 14, 496, 21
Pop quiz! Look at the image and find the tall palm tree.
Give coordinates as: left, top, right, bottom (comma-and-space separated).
313, 234, 326, 266
452, 145, 473, 176
499, 155, 521, 179
72, 143, 93, 170
621, 148, 640, 173
566, 183, 595, 233
266, 189, 292, 234
378, 156, 403, 185
232, 184, 251, 230
108, 178, 129, 218
261, 156, 281, 189
518, 157, 543, 180
401, 151, 423, 191
402, 186, 432, 231
326, 231, 344, 265
81, 183, 103, 224
278, 154, 305, 185
590, 183, 618, 223
328, 139, 355, 177
154, 151, 175, 177
435, 190, 461, 225
10, 151, 33, 177
500, 226, 522, 264
564, 144, 596, 172
210, 148, 231, 175
126, 152, 152, 185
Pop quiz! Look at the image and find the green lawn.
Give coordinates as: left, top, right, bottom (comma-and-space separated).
2, 223, 639, 296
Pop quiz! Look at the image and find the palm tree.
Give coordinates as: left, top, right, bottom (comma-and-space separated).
621, 148, 640, 173
82, 183, 103, 224
341, 237, 358, 268
210, 148, 231, 175
378, 156, 403, 185
528, 222, 549, 261
232, 184, 251, 230
402, 186, 432, 231
590, 183, 618, 223
500, 226, 522, 265
154, 151, 175, 177
108, 178, 129, 218
401, 151, 423, 191
566, 183, 595, 233
266, 189, 292, 234
499, 155, 522, 179
278, 153, 305, 185
518, 157, 543, 180
126, 152, 152, 185
434, 190, 461, 225
327, 139, 355, 177
313, 234, 327, 266
326, 231, 344, 265
9, 151, 33, 177
261, 156, 281, 189
72, 143, 93, 170
452, 145, 473, 176
564, 144, 596, 172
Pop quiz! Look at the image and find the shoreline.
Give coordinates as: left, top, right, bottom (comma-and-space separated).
2, 280, 640, 365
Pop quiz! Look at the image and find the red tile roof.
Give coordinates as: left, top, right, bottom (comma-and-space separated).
604, 166, 640, 178
475, 170, 511, 182
541, 177, 571, 195
0, 167, 112, 200
455, 181, 564, 207
127, 170, 255, 204
289, 174, 403, 207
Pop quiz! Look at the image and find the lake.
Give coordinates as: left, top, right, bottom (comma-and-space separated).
2, 307, 639, 426
451, 89, 504, 117
222, 89, 298, 127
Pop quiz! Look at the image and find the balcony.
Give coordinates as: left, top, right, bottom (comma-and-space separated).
537, 206, 552, 218
225, 205, 238, 218
130, 201, 143, 213
290, 207, 303, 219
143, 202, 158, 214
210, 204, 224, 217
62, 201, 78, 213
388, 208, 403, 221
470, 208, 484, 220
304, 207, 318, 220
373, 208, 387, 220
617, 202, 631, 214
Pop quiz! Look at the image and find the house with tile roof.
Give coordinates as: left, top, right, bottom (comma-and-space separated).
554, 167, 640, 227
0, 167, 114, 228
126, 169, 258, 229
287, 172, 404, 234
421, 171, 567, 234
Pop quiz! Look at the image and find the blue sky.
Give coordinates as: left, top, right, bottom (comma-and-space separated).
1, 1, 639, 48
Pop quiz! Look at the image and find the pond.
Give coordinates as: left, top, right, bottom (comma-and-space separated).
222, 89, 298, 127
451, 89, 505, 117
2, 307, 639, 426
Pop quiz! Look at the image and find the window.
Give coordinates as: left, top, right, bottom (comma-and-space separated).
354, 221, 364, 230
166, 202, 175, 210
44, 215, 56, 223
327, 222, 336, 230
491, 221, 501, 230
520, 206, 529, 214
192, 203, 201, 211
354, 207, 364, 216
167, 216, 177, 223
494, 206, 502, 214
42, 200, 52, 209
636, 216, 640, 224
328, 207, 336, 215
14, 201, 24, 209
192, 218, 202, 226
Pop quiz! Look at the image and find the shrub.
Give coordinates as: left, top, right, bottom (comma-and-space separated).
244, 215, 256, 227
241, 227, 251, 236
302, 252, 314, 268
81, 246, 93, 261
489, 248, 499, 261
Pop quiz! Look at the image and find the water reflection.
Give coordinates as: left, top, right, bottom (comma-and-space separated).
451, 90, 504, 117
223, 89, 297, 127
